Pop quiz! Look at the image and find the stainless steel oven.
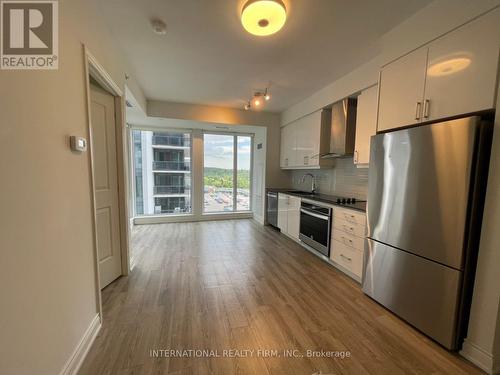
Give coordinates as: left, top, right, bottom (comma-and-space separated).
299, 201, 332, 257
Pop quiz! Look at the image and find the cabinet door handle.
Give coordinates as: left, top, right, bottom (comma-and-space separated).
340, 254, 352, 262
415, 102, 422, 120
354, 150, 359, 164
423, 99, 430, 119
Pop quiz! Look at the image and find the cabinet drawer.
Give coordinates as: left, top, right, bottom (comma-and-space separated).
333, 216, 366, 238
330, 240, 363, 278
332, 229, 364, 251
334, 208, 366, 225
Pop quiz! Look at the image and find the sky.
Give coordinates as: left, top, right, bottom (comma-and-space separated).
204, 134, 251, 170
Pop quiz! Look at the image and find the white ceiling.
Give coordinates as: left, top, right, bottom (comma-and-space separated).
99, 0, 433, 112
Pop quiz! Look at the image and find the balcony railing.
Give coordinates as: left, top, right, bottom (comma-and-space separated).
152, 135, 190, 147
152, 161, 190, 171
154, 185, 190, 195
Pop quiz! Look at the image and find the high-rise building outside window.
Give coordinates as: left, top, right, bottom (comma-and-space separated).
132, 130, 192, 215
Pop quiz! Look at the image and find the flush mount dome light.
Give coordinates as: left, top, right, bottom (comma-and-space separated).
241, 0, 287, 36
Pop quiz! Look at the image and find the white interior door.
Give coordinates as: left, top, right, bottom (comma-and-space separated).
90, 84, 122, 289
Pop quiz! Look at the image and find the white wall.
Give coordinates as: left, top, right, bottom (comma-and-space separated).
461, 83, 500, 375
0, 1, 145, 374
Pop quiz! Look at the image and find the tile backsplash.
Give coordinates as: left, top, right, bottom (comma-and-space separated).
290, 158, 369, 199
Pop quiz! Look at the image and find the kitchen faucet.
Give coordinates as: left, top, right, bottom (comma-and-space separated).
300, 173, 317, 194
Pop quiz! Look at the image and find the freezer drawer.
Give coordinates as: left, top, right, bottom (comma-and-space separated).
362, 239, 462, 349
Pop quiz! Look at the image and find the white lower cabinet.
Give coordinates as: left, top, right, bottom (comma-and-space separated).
286, 195, 301, 240
330, 207, 367, 281
277, 193, 288, 231
330, 240, 364, 278
277, 193, 301, 241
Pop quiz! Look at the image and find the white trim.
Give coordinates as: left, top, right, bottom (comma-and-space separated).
83, 44, 130, 319
460, 338, 497, 374
59, 314, 101, 375
134, 212, 253, 225
86, 51, 123, 97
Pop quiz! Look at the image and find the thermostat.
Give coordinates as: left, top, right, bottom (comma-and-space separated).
70, 136, 87, 152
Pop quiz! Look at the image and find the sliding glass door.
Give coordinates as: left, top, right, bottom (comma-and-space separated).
203, 133, 252, 213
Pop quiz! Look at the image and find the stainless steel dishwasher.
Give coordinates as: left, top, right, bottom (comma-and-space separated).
266, 191, 278, 227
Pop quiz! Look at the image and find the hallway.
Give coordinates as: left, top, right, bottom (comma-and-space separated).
79, 220, 480, 374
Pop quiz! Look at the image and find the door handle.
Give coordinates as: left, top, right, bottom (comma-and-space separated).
415, 102, 422, 120
423, 99, 430, 119
354, 150, 359, 164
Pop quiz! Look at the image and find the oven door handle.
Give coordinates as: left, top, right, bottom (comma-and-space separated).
300, 208, 330, 221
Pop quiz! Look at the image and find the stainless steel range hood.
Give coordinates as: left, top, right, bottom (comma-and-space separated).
321, 98, 357, 158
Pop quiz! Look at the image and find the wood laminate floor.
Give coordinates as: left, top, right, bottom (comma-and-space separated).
79, 219, 482, 375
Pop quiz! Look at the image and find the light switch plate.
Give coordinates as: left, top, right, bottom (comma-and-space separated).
70, 136, 87, 152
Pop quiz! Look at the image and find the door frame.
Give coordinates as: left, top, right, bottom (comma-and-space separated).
83, 45, 130, 321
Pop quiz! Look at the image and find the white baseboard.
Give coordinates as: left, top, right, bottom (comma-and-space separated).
460, 338, 498, 374
60, 314, 101, 375
134, 212, 253, 225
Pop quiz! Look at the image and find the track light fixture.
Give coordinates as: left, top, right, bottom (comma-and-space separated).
244, 88, 271, 110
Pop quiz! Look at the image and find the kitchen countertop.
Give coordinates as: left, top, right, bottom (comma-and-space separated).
267, 188, 367, 212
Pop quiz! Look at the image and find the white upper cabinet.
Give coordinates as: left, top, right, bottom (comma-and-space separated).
354, 85, 378, 166
280, 122, 296, 168
378, 48, 427, 131
377, 8, 500, 132
377, 47, 428, 132
423, 8, 500, 122
295, 111, 321, 167
280, 109, 333, 169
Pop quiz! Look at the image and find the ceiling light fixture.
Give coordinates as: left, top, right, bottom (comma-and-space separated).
264, 88, 271, 101
241, 0, 287, 36
244, 88, 271, 111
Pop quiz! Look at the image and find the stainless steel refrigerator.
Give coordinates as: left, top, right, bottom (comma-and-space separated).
362, 116, 493, 350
